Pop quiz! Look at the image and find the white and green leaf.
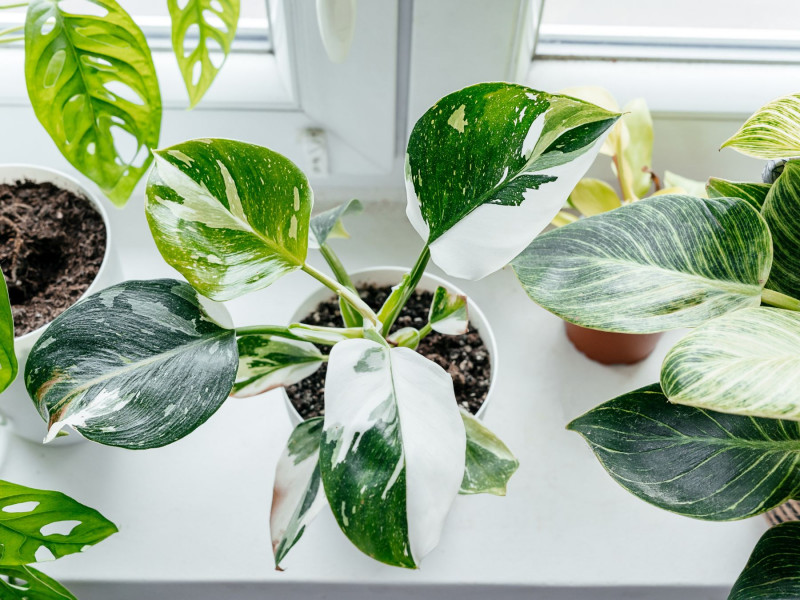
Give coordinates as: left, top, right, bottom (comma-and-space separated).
428, 286, 468, 335
386, 327, 420, 349
729, 522, 800, 600
662, 307, 800, 420
232, 335, 324, 398
320, 339, 465, 568
512, 195, 772, 333
722, 93, 800, 159
405, 82, 619, 280
308, 199, 363, 249
761, 160, 800, 298
0, 272, 16, 394
0, 565, 76, 599
271, 417, 326, 568
25, 279, 238, 448
706, 177, 771, 211
460, 410, 518, 496
146, 139, 313, 301
287, 323, 363, 346
568, 178, 621, 217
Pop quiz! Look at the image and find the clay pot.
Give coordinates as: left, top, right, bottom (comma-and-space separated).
766, 500, 800, 526
564, 322, 662, 365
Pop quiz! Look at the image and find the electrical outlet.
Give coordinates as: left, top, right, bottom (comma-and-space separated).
301, 128, 330, 177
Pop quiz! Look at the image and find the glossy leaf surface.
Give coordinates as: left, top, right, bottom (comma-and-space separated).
729, 522, 800, 600
460, 410, 518, 496
761, 160, 800, 298
0, 565, 76, 599
722, 93, 800, 159
0, 273, 16, 393
706, 177, 771, 211
232, 335, 324, 398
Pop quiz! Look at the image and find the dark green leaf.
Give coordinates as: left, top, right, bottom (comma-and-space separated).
0, 565, 76, 599
0, 272, 16, 394
729, 522, 800, 600
706, 177, 771, 211
761, 160, 800, 298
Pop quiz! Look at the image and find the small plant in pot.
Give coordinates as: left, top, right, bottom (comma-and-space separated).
24, 82, 620, 568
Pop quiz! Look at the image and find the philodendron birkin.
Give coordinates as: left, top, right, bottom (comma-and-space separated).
24, 82, 618, 568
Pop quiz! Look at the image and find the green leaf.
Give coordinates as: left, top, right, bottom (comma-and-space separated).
25, 0, 161, 206
320, 339, 465, 568
620, 98, 653, 199
232, 335, 324, 398
386, 327, 420, 349
25, 279, 238, 449
0, 565, 76, 599
428, 286, 468, 335
663, 171, 707, 198
722, 93, 800, 159
146, 139, 313, 301
0, 272, 16, 394
168, 0, 240, 108
460, 410, 518, 496
568, 383, 800, 520
662, 307, 800, 420
406, 82, 619, 280
729, 522, 800, 600
309, 199, 363, 248
271, 417, 326, 568
761, 160, 800, 298
568, 178, 621, 217
706, 177, 771, 211
512, 195, 772, 333
0, 480, 117, 565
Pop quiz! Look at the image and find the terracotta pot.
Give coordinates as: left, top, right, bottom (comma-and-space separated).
766, 500, 800, 526
564, 321, 662, 365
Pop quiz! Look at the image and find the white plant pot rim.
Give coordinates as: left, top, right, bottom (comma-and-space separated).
281, 266, 498, 426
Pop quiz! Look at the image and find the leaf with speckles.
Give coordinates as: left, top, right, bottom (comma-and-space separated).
569, 384, 800, 520
405, 82, 619, 280
25, 279, 238, 449
428, 286, 468, 335
0, 480, 117, 565
309, 199, 363, 248
232, 335, 324, 398
512, 195, 772, 333
0, 272, 16, 394
271, 417, 326, 568
0, 565, 76, 599
706, 178, 771, 211
729, 522, 800, 600
146, 139, 313, 301
320, 339, 465, 568
460, 410, 518, 496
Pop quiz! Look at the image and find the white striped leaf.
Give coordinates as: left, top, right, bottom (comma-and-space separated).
0, 566, 76, 599
729, 522, 800, 600
460, 410, 518, 496
722, 94, 800, 159
25, 279, 238, 448
405, 82, 619, 280
320, 339, 465, 568
168, 0, 240, 108
309, 199, 363, 248
569, 384, 800, 520
271, 417, 326, 568
662, 307, 800, 420
512, 195, 772, 333
428, 286, 468, 335
0, 273, 16, 394
232, 335, 324, 398
761, 160, 800, 298
25, 0, 161, 206
146, 139, 313, 301
707, 177, 771, 211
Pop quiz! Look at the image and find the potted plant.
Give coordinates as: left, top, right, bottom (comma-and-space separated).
510, 91, 800, 597
24, 82, 620, 568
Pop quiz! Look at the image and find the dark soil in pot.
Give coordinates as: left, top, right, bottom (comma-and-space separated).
286, 285, 491, 419
0, 180, 106, 335
564, 321, 662, 365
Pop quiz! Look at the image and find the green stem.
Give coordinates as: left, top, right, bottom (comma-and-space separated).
0, 3, 28, 9
0, 24, 23, 36
302, 262, 380, 327
0, 34, 22, 43
418, 322, 432, 339
379, 246, 431, 336
318, 243, 361, 328
761, 288, 800, 311
234, 325, 310, 341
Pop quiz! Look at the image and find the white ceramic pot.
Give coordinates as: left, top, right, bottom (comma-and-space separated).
281, 266, 498, 426
0, 165, 121, 445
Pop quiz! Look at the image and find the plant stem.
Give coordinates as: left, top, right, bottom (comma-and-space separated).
0, 3, 28, 9
302, 262, 380, 327
234, 325, 311, 341
418, 322, 432, 339
761, 288, 800, 311
0, 24, 22, 36
0, 34, 22, 43
379, 246, 431, 336
318, 242, 362, 327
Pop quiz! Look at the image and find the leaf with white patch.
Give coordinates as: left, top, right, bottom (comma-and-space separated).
25, 279, 238, 449
722, 93, 800, 159
428, 286, 468, 335
386, 327, 419, 349
663, 171, 707, 198
460, 410, 518, 496
761, 160, 800, 298
0, 480, 117, 565
146, 139, 313, 301
662, 307, 800, 420
0, 565, 76, 599
320, 339, 465, 568
232, 335, 324, 398
0, 272, 16, 394
309, 199, 363, 248
271, 417, 326, 568
287, 324, 363, 346
405, 82, 619, 280
512, 195, 772, 333
729, 522, 800, 600
707, 177, 771, 211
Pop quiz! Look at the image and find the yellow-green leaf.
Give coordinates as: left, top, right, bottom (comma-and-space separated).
569, 178, 621, 216
721, 93, 800, 159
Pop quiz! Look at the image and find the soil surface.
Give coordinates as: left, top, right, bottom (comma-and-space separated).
0, 180, 106, 335
286, 284, 492, 419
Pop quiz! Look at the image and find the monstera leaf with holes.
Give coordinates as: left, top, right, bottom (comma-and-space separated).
25, 0, 162, 205
405, 82, 619, 280
0, 565, 77, 599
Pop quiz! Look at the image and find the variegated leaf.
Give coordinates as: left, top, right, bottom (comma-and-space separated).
568, 178, 621, 217
287, 324, 363, 346
146, 139, 313, 301
405, 82, 619, 280
309, 199, 363, 248
729, 522, 800, 600
0, 480, 117, 565
662, 307, 800, 420
663, 171, 707, 198
569, 384, 800, 520
706, 177, 771, 211
512, 195, 772, 333
428, 286, 468, 335
271, 417, 326, 568
0, 272, 16, 394
232, 335, 324, 398
320, 339, 465, 568
0, 565, 76, 599
761, 160, 800, 298
386, 327, 420, 349
25, 279, 238, 448
722, 94, 800, 159
460, 410, 518, 496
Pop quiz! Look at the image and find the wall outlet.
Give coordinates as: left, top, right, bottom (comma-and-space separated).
301, 127, 330, 177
